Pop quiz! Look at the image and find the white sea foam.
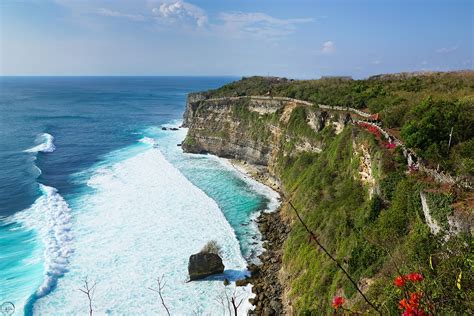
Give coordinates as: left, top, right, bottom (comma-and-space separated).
139, 136, 158, 146
33, 164, 43, 177
24, 133, 56, 153
33, 147, 254, 315
11, 184, 74, 298
148, 124, 281, 264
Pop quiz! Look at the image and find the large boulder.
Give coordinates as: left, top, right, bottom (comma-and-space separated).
188, 252, 224, 280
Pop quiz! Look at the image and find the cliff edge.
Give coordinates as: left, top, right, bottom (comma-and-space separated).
181, 75, 473, 315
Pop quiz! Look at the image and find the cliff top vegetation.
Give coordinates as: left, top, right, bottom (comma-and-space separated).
197, 71, 474, 176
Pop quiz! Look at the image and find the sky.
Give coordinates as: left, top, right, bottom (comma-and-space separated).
0, 0, 472, 78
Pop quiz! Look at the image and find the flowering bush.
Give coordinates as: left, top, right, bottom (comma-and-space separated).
399, 292, 426, 316
332, 296, 345, 310
406, 273, 423, 282
357, 122, 382, 139
394, 275, 406, 287
331, 272, 432, 315
394, 272, 431, 316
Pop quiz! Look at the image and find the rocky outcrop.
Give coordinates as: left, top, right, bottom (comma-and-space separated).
182, 96, 276, 165
185, 95, 473, 190
182, 95, 352, 172
241, 210, 290, 315
354, 142, 379, 198
188, 252, 225, 280
181, 93, 375, 312
420, 191, 442, 235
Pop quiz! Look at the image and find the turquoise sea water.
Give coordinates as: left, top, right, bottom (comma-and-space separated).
0, 77, 278, 315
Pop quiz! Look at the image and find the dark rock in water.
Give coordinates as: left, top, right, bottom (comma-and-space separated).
161, 127, 167, 130
248, 263, 259, 274
170, 127, 179, 131
188, 252, 224, 280
236, 278, 250, 287
177, 143, 182, 146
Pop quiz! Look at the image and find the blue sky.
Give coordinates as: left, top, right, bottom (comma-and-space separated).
0, 0, 472, 78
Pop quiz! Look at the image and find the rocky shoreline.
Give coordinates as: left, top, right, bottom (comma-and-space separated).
223, 159, 289, 315
246, 209, 290, 315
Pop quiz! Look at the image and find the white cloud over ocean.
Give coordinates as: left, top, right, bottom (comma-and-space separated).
152, 1, 208, 27
321, 41, 335, 54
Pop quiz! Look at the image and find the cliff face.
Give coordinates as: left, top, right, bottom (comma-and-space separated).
182, 94, 380, 313
181, 93, 472, 315
183, 96, 276, 165
182, 94, 352, 189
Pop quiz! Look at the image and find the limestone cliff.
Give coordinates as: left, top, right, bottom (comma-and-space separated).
182, 95, 279, 166
182, 94, 357, 190
182, 93, 383, 313
181, 80, 473, 315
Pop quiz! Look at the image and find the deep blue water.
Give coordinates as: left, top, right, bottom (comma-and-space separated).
0, 77, 231, 216
0, 77, 277, 315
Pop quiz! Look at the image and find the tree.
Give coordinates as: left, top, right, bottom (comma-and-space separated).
78, 277, 96, 316
148, 275, 171, 316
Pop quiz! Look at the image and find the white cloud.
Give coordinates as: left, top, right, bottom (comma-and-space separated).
321, 41, 335, 54
96, 8, 146, 21
371, 60, 381, 65
152, 1, 208, 27
61, 0, 311, 39
216, 12, 312, 40
436, 45, 458, 53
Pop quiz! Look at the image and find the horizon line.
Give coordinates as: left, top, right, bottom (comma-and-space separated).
0, 69, 472, 80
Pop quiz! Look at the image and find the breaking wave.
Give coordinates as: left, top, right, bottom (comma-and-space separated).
32, 145, 253, 315
12, 184, 74, 299
3, 135, 72, 314
24, 133, 56, 153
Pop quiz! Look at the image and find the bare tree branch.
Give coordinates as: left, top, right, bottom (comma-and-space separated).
78, 276, 96, 316
216, 283, 245, 316
148, 274, 171, 316
224, 287, 232, 316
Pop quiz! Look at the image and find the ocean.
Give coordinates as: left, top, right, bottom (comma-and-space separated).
0, 77, 279, 315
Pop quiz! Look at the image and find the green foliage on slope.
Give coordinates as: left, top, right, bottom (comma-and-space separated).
275, 116, 472, 314
400, 97, 474, 174
187, 73, 473, 314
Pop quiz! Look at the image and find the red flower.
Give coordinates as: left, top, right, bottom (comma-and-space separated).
409, 292, 422, 308
332, 296, 345, 309
402, 310, 426, 316
394, 275, 405, 287
406, 273, 424, 282
399, 298, 410, 310
400, 292, 426, 316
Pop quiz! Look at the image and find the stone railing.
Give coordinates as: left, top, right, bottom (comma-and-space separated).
202, 96, 372, 118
